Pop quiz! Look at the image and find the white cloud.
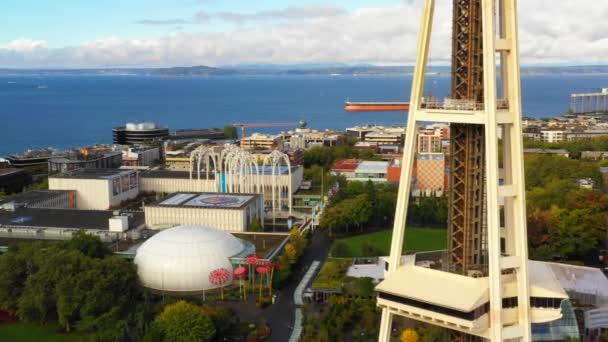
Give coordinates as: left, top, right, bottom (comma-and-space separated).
1, 1, 607, 68
217, 5, 347, 24
135, 19, 188, 26
2, 39, 48, 52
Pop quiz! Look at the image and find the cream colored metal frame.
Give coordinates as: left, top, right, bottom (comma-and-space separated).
378, 0, 531, 340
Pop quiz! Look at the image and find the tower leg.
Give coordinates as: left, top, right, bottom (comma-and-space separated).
378, 308, 393, 342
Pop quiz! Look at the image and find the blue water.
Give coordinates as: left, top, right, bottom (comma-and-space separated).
0, 74, 606, 156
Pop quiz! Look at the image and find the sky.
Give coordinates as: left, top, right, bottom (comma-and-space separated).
0, 0, 607, 68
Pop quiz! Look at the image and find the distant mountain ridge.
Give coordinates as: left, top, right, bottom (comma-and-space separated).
0, 64, 607, 76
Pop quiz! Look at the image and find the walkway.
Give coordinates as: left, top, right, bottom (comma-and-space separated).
265, 229, 332, 342
290, 260, 321, 341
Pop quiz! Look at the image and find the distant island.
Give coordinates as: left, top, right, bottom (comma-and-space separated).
0, 64, 607, 77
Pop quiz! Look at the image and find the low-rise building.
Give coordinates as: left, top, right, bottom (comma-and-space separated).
524, 148, 570, 158
541, 129, 566, 143
119, 145, 160, 167
330, 159, 361, 179
351, 161, 389, 183
113, 122, 169, 145
364, 132, 403, 146
281, 128, 344, 149
0, 208, 144, 242
4, 148, 64, 170
241, 133, 281, 150
581, 151, 608, 160
346, 125, 405, 142
414, 154, 446, 197
48, 148, 122, 174
144, 192, 264, 232
49, 169, 139, 210
0, 168, 32, 194
418, 132, 443, 154
140, 170, 217, 194
566, 130, 608, 141
387, 158, 402, 183
172, 128, 225, 140
0, 190, 76, 210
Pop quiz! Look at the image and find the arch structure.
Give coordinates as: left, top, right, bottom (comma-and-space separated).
262, 150, 292, 218
189, 146, 220, 190
189, 145, 293, 220
221, 148, 260, 194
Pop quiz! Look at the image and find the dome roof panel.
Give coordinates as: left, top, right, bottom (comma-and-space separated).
134, 225, 245, 293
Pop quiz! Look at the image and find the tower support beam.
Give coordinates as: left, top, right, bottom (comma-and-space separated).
376, 0, 532, 340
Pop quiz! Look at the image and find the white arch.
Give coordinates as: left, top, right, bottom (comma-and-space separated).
189, 146, 220, 190
262, 150, 292, 223
218, 145, 260, 194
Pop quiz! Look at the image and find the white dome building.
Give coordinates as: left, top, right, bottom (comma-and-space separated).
134, 224, 250, 293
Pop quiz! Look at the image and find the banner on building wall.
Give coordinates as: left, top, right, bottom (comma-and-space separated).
112, 178, 120, 196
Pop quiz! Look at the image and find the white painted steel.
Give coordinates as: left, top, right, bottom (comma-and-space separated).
378, 0, 533, 340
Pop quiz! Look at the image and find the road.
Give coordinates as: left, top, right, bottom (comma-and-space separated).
265, 229, 332, 342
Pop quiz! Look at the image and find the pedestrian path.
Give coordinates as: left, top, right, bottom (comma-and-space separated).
289, 260, 321, 342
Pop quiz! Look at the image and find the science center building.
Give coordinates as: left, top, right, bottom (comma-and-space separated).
134, 224, 256, 294
144, 192, 264, 232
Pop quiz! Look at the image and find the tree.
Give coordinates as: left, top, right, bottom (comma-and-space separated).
153, 301, 216, 342
289, 227, 307, 257
417, 325, 447, 342
376, 189, 398, 225
350, 194, 373, 230
249, 216, 263, 232
330, 241, 352, 257
62, 231, 111, 258
23, 177, 48, 191
283, 243, 298, 264
344, 277, 375, 298
223, 125, 238, 139
0, 242, 44, 310
320, 205, 347, 237
75, 257, 141, 333
527, 179, 578, 211
0, 235, 143, 337
273, 253, 292, 287
548, 208, 602, 260
401, 328, 419, 342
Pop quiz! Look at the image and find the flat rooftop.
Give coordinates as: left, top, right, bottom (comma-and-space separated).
524, 148, 570, 155
140, 169, 214, 180
0, 208, 144, 230
150, 192, 259, 209
257, 165, 292, 175
0, 168, 24, 177
356, 161, 389, 173
0, 190, 73, 207
546, 262, 608, 297
50, 168, 136, 180
331, 159, 361, 171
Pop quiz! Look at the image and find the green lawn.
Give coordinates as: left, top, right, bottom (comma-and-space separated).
0, 323, 87, 342
335, 228, 447, 257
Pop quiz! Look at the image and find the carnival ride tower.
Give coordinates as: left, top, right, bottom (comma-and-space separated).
376, 0, 532, 340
